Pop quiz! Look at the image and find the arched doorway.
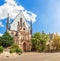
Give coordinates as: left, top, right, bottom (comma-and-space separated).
23, 42, 26, 52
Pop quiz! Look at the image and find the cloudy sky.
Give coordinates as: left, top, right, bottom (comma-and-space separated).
0, 0, 60, 36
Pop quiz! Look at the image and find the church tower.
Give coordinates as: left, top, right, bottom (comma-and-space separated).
8, 11, 32, 52
6, 13, 10, 32
30, 20, 32, 35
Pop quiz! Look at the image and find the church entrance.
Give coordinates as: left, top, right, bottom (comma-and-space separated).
23, 42, 26, 52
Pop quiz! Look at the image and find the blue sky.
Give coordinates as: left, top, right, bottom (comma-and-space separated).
0, 0, 60, 35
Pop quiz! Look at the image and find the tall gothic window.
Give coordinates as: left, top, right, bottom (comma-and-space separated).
20, 18, 22, 27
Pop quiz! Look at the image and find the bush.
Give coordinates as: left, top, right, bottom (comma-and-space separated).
10, 44, 22, 54
11, 44, 19, 49
16, 48, 22, 54
0, 46, 4, 53
10, 48, 16, 53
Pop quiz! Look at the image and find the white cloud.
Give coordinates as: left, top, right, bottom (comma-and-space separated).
0, 22, 4, 27
0, 0, 36, 23
5, 0, 17, 6
23, 10, 36, 23
0, 33, 3, 36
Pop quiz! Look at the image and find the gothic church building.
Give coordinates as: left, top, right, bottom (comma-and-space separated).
6, 11, 32, 52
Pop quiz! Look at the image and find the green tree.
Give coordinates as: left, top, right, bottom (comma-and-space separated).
2, 32, 14, 48
31, 37, 37, 51
40, 32, 50, 51
31, 32, 49, 52
53, 33, 60, 50
0, 37, 2, 46
31, 32, 41, 51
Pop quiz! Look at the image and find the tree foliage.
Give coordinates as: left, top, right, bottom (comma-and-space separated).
53, 33, 60, 50
0, 32, 14, 48
0, 46, 4, 53
31, 32, 50, 52
0, 37, 2, 45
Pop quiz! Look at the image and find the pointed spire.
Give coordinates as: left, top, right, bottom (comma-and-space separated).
17, 21, 20, 32
6, 13, 10, 32
30, 20, 32, 35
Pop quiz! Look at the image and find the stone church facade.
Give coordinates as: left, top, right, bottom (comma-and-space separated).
6, 11, 32, 52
